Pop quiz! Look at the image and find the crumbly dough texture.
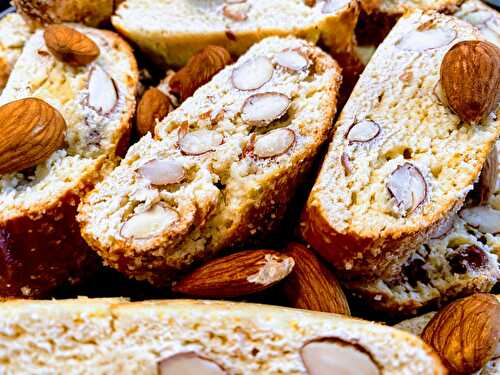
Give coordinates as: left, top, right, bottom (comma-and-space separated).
0, 298, 446, 374
300, 10, 499, 281
78, 36, 341, 284
12, 0, 115, 27
0, 24, 138, 297
112, 0, 359, 68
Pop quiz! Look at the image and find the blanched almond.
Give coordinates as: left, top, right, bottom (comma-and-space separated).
276, 49, 309, 71
223, 2, 250, 21
322, 0, 350, 13
88, 65, 118, 114
396, 28, 456, 51
387, 163, 427, 215
462, 10, 492, 26
137, 159, 185, 185
301, 338, 380, 375
459, 206, 500, 234
253, 128, 295, 158
241, 92, 291, 126
231, 57, 274, 91
120, 203, 179, 240
346, 120, 380, 143
179, 129, 223, 155
158, 352, 226, 375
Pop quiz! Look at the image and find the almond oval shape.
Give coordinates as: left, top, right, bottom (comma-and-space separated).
136, 88, 171, 136
44, 24, 100, 66
179, 129, 223, 156
231, 57, 274, 91
440, 40, 500, 124
396, 28, 456, 51
158, 352, 227, 375
137, 159, 185, 185
120, 203, 179, 240
301, 338, 380, 375
253, 128, 295, 158
88, 65, 118, 114
346, 120, 380, 143
0, 98, 66, 175
276, 49, 309, 71
387, 163, 427, 215
241, 92, 291, 126
459, 206, 500, 234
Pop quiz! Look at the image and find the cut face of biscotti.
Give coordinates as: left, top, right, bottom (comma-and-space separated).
78, 36, 341, 285
112, 0, 359, 68
356, 0, 464, 45
12, 0, 116, 27
0, 25, 138, 297
454, 0, 500, 47
0, 13, 32, 92
300, 10, 499, 281
0, 298, 446, 374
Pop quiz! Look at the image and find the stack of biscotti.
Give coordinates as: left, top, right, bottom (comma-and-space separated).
0, 298, 447, 374
111, 0, 359, 68
300, 9, 499, 289
78, 36, 342, 285
0, 24, 138, 297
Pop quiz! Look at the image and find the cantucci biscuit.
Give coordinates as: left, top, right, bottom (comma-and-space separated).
0, 25, 138, 297
78, 37, 341, 284
0, 298, 446, 374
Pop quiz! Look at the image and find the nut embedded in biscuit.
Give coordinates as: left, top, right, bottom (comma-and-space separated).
253, 128, 295, 158
231, 57, 274, 91
345, 120, 381, 143
459, 206, 500, 234
179, 129, 224, 156
120, 203, 179, 240
136, 88, 171, 136
137, 159, 185, 186
222, 2, 250, 21
301, 338, 380, 375
276, 49, 309, 71
88, 65, 118, 114
387, 163, 427, 215
396, 27, 456, 51
461, 10, 493, 26
158, 352, 227, 375
241, 92, 291, 126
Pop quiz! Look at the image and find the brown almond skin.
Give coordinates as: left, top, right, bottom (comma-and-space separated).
44, 24, 100, 66
170, 45, 232, 102
281, 242, 351, 315
0, 58, 10, 91
440, 40, 500, 124
172, 249, 294, 298
136, 88, 171, 137
422, 293, 500, 375
0, 98, 66, 174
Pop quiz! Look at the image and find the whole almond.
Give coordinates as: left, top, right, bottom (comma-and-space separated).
136, 88, 171, 136
422, 293, 500, 374
440, 40, 500, 124
44, 24, 100, 66
172, 249, 295, 298
281, 242, 350, 315
170, 45, 232, 102
0, 98, 66, 174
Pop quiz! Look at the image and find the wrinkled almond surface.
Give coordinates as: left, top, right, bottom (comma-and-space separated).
136, 88, 171, 136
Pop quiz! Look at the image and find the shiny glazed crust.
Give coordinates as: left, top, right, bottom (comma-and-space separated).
0, 298, 446, 374
0, 27, 138, 298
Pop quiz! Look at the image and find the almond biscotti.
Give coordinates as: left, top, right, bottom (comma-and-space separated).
454, 0, 500, 47
0, 298, 446, 374
78, 36, 341, 284
0, 25, 138, 297
300, 10, 499, 281
112, 0, 359, 68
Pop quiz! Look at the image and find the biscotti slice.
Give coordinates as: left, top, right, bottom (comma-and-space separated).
454, 0, 500, 47
0, 298, 446, 374
356, 0, 464, 45
0, 12, 32, 92
300, 10, 499, 281
112, 0, 359, 68
0, 25, 138, 297
78, 36, 341, 285
12, 0, 116, 27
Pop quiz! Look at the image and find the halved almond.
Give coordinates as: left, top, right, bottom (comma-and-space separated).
462, 10, 493, 26
231, 57, 274, 91
241, 92, 291, 126
158, 352, 226, 375
459, 206, 500, 234
346, 120, 380, 143
137, 159, 185, 186
387, 163, 427, 215
253, 128, 295, 158
322, 0, 350, 13
276, 49, 309, 71
430, 217, 454, 239
179, 129, 223, 156
120, 203, 179, 240
396, 28, 456, 51
88, 65, 118, 114
341, 152, 352, 176
223, 2, 250, 21
301, 338, 380, 375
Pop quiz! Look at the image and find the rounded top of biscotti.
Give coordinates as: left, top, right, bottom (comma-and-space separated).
310, 10, 498, 241
113, 0, 357, 34
0, 24, 138, 222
